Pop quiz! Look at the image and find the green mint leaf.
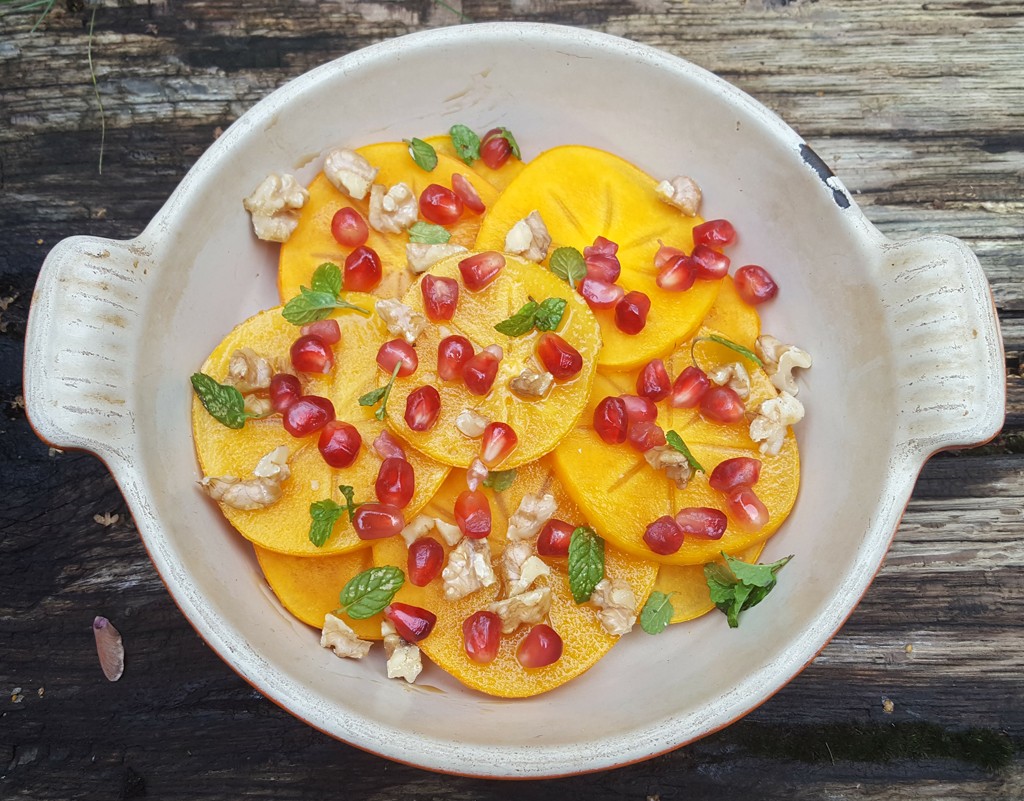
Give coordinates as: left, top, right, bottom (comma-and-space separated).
494, 300, 539, 337
482, 468, 517, 492
337, 484, 364, 522
533, 297, 567, 332
358, 386, 387, 406
408, 221, 452, 245
190, 373, 251, 429
699, 334, 763, 368
704, 553, 792, 628
665, 430, 705, 473
568, 527, 605, 604
496, 127, 521, 160
339, 566, 405, 620
640, 591, 675, 635
725, 553, 792, 587
405, 137, 438, 171
449, 124, 480, 165
549, 247, 586, 288
310, 262, 342, 296
281, 287, 370, 325
359, 361, 401, 421
308, 499, 345, 548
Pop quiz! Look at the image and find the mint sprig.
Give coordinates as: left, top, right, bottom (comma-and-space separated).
568, 526, 605, 603
639, 591, 676, 635
449, 124, 481, 165
494, 297, 567, 337
358, 361, 402, 421
665, 430, 705, 473
190, 372, 255, 429
405, 137, 438, 171
308, 485, 366, 547
693, 334, 763, 368
408, 221, 451, 245
281, 263, 370, 325
482, 468, 517, 492
705, 553, 792, 628
549, 247, 586, 289
338, 566, 405, 619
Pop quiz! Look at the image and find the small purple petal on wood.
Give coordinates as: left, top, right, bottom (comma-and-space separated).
92, 616, 124, 682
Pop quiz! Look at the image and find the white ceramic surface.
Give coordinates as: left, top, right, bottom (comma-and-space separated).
24, 24, 1004, 777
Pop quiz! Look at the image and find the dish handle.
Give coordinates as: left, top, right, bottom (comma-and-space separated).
881, 234, 1005, 461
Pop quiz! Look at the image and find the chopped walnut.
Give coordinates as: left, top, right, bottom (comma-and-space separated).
375, 299, 426, 344
406, 243, 468, 274
200, 446, 291, 510
506, 493, 558, 542
506, 554, 550, 598
509, 369, 554, 399
708, 361, 751, 400
320, 613, 372, 659
442, 537, 496, 601
500, 539, 535, 592
466, 458, 489, 492
590, 577, 638, 636
225, 348, 273, 394
749, 391, 805, 456
401, 514, 435, 548
644, 445, 693, 489
242, 173, 309, 242
243, 395, 273, 418
504, 211, 551, 262
433, 518, 462, 548
381, 620, 422, 683
455, 409, 489, 438
756, 335, 813, 396
323, 148, 378, 201
487, 587, 552, 634
655, 176, 702, 217
368, 182, 418, 234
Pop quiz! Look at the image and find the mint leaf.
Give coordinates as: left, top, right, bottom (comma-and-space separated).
495, 127, 521, 160
697, 334, 763, 368
449, 124, 480, 165
494, 301, 539, 337
568, 527, 605, 603
308, 499, 345, 548
408, 221, 451, 244
665, 430, 705, 473
281, 286, 370, 325
533, 297, 567, 332
339, 566, 405, 620
358, 361, 401, 421
405, 137, 438, 171
549, 247, 586, 288
310, 262, 342, 296
190, 373, 252, 429
482, 468, 517, 492
337, 484, 364, 522
705, 553, 792, 628
640, 591, 675, 634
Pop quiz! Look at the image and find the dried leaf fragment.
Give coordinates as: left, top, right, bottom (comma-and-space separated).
93, 616, 124, 681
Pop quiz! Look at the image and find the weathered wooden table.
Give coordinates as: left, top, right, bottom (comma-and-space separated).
2, 1, 1021, 798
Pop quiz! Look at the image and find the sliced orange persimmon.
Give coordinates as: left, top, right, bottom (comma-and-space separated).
423, 134, 526, 191
383, 253, 601, 469
701, 276, 760, 350
474, 145, 722, 369
279, 142, 500, 303
369, 460, 658, 698
192, 298, 449, 556
654, 542, 764, 624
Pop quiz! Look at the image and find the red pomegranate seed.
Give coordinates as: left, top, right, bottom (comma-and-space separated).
300, 319, 341, 345
451, 173, 486, 215
701, 386, 746, 423
670, 366, 710, 408
282, 395, 335, 437
583, 236, 621, 283
580, 277, 625, 310
462, 349, 501, 396
536, 332, 583, 381
636, 359, 671, 401
421, 273, 460, 322
690, 244, 730, 280
483, 344, 504, 360
405, 385, 441, 431
462, 610, 501, 664
480, 128, 512, 169
330, 207, 368, 248
657, 255, 697, 292
375, 457, 415, 508
454, 489, 491, 539
480, 422, 518, 467
373, 429, 406, 461
517, 624, 563, 668
709, 457, 762, 493
693, 219, 736, 249
352, 502, 405, 540
614, 291, 651, 335
407, 536, 444, 586
385, 602, 437, 642
674, 507, 728, 540
376, 339, 418, 378
269, 373, 302, 413
317, 420, 362, 467
620, 394, 657, 423
593, 396, 629, 444
419, 183, 464, 226
437, 335, 475, 381
627, 421, 666, 452
643, 515, 685, 555
537, 519, 575, 557
735, 265, 779, 305
459, 251, 505, 290
344, 245, 382, 292
654, 242, 687, 269
290, 334, 334, 374
726, 487, 769, 531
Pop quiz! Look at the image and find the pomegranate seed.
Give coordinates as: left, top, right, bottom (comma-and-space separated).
330, 207, 368, 248
654, 242, 687, 269
726, 486, 769, 531
620, 394, 657, 423
614, 291, 651, 335
373, 429, 407, 461
643, 515, 685, 555
290, 334, 334, 374
344, 245, 382, 292
462, 610, 501, 664
480, 128, 512, 169
269, 373, 302, 413
701, 386, 746, 423
657, 255, 697, 292
300, 319, 341, 345
636, 359, 671, 402
437, 335, 475, 381
352, 502, 405, 540
674, 507, 728, 540
593, 396, 628, 444
709, 457, 762, 493
537, 519, 575, 557
451, 173, 486, 215
690, 244, 730, 280
462, 349, 501, 395
670, 366, 710, 408
536, 332, 583, 381
583, 236, 621, 283
419, 183, 464, 226
420, 274, 460, 322
376, 338, 418, 378
385, 602, 437, 642
375, 457, 415, 508
459, 251, 505, 290
407, 536, 444, 586
454, 489, 491, 539
483, 344, 504, 360
480, 422, 518, 467
282, 395, 335, 437
466, 457, 489, 492
405, 385, 441, 431
580, 277, 624, 310
735, 265, 779, 305
693, 219, 736, 249
517, 624, 563, 668
627, 421, 666, 452
318, 420, 362, 467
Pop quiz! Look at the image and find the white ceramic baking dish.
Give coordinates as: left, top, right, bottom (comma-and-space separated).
24, 23, 1004, 777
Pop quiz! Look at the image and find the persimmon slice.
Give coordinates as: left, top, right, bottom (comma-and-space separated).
474, 145, 723, 369
424, 134, 526, 191
653, 542, 764, 624
191, 298, 450, 556
278, 142, 500, 303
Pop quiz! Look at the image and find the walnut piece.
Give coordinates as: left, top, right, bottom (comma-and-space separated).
381, 620, 422, 683
442, 538, 496, 601
455, 409, 489, 438
644, 445, 693, 489
320, 613, 372, 659
323, 147, 378, 201
200, 446, 291, 510
433, 518, 462, 548
756, 335, 813, 396
400, 514, 435, 548
368, 182, 418, 234
243, 395, 273, 418
500, 539, 534, 592
406, 243, 468, 274
590, 577, 638, 636
466, 457, 489, 491
504, 211, 551, 262
487, 587, 552, 634
655, 176, 702, 217
375, 299, 426, 344
506, 554, 550, 598
242, 173, 309, 242
506, 493, 558, 542
749, 391, 805, 456
708, 361, 751, 400
225, 347, 273, 394
509, 369, 554, 399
